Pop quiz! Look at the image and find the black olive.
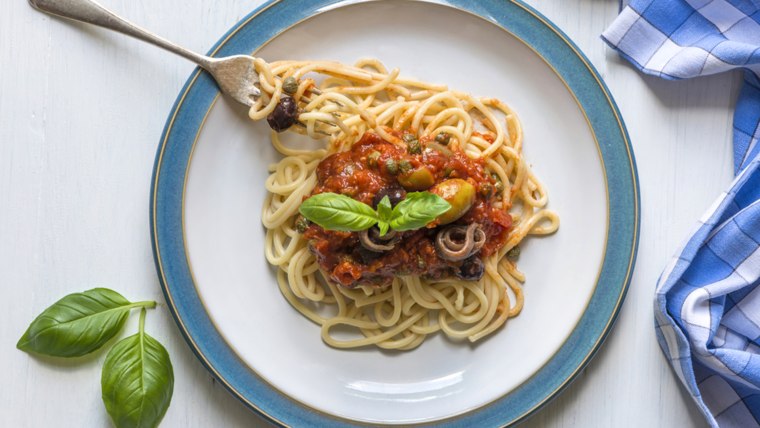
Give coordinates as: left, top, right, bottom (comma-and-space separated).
355, 246, 383, 264
266, 95, 298, 132
456, 256, 485, 281
372, 186, 407, 208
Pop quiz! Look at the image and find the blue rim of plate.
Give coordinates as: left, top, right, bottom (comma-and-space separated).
150, 0, 640, 426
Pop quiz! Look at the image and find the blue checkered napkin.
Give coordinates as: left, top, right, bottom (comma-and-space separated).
602, 1, 760, 427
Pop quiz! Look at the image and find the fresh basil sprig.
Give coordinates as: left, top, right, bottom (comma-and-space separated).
298, 191, 450, 235
18, 288, 173, 428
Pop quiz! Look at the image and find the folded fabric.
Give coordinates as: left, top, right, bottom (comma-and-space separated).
602, 1, 760, 427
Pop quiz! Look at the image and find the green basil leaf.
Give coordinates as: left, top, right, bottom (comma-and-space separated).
102, 329, 174, 428
377, 221, 390, 236
17, 288, 141, 357
390, 192, 451, 231
299, 192, 379, 232
377, 196, 393, 223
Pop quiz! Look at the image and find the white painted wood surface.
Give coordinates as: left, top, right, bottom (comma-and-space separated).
0, 0, 738, 426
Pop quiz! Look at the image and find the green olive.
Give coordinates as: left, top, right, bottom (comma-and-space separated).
398, 166, 435, 190
430, 178, 476, 224
367, 151, 381, 168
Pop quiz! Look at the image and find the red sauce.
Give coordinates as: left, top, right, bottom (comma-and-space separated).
304, 131, 512, 287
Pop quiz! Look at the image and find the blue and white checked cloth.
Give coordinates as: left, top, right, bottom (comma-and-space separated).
602, 1, 760, 426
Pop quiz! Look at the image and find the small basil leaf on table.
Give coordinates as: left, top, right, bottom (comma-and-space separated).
102, 309, 174, 428
299, 192, 379, 231
390, 192, 451, 231
16, 288, 153, 357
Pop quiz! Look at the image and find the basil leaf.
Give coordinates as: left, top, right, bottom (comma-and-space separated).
390, 192, 451, 231
377, 221, 390, 236
102, 320, 174, 428
17, 288, 145, 357
299, 192, 379, 232
377, 196, 393, 223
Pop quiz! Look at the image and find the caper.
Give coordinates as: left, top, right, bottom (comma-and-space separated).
494, 180, 505, 195
398, 159, 412, 174
430, 178, 476, 224
407, 139, 422, 155
282, 76, 299, 94
398, 167, 435, 191
491, 173, 504, 193
295, 215, 310, 233
435, 132, 451, 145
417, 255, 427, 270
367, 151, 381, 168
480, 182, 493, 198
402, 133, 417, 143
507, 246, 521, 259
443, 167, 454, 178
367, 150, 380, 168
385, 158, 399, 175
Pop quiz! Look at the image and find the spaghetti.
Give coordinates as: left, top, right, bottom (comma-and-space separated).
253, 58, 559, 350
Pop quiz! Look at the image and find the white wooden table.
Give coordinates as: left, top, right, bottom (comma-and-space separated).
1, 0, 737, 426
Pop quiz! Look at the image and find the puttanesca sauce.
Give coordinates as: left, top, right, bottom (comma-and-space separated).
303, 131, 512, 287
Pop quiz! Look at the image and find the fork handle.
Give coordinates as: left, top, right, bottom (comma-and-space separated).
29, 0, 212, 68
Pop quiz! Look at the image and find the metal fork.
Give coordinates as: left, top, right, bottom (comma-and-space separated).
28, 0, 261, 106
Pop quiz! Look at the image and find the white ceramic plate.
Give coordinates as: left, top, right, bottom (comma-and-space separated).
152, 1, 638, 426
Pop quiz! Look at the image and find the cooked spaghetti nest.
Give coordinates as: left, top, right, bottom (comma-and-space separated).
254, 58, 559, 350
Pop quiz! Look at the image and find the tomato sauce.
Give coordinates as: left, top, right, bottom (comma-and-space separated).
303, 131, 512, 287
